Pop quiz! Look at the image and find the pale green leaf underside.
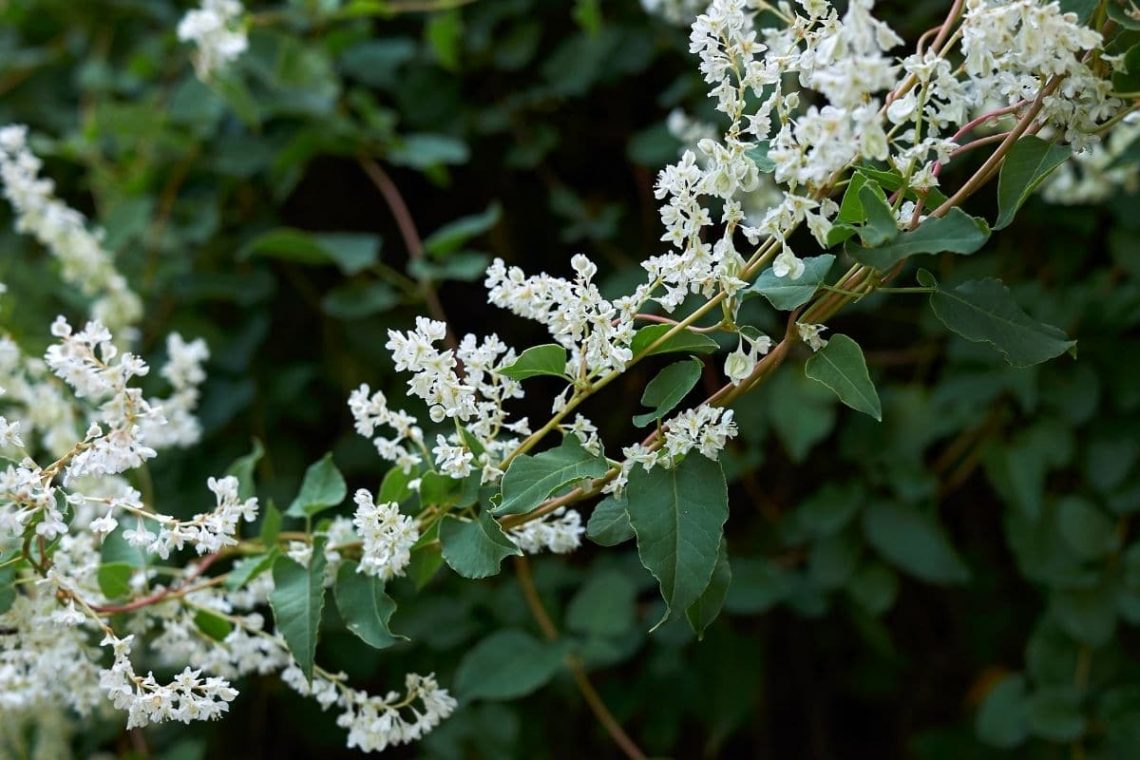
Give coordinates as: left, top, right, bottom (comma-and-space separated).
749, 254, 835, 311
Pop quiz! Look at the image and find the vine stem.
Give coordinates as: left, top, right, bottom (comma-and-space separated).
513, 556, 647, 760
90, 551, 221, 614
358, 155, 458, 352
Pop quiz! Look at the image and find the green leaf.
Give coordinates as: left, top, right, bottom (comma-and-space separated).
1057, 496, 1119, 561
495, 436, 608, 516
286, 454, 347, 518
454, 629, 568, 701
632, 359, 702, 428
1049, 585, 1116, 646
804, 334, 882, 421
1027, 687, 1086, 742
1108, 3, 1140, 30
586, 495, 634, 547
863, 502, 971, 584
194, 610, 233, 642
241, 229, 380, 275
423, 203, 501, 257
856, 184, 899, 247
0, 564, 16, 614
835, 172, 886, 226
499, 344, 569, 381
976, 674, 1030, 749
426, 8, 462, 70
269, 536, 328, 684
572, 0, 603, 35
260, 500, 282, 546
1113, 43, 1140, 95
855, 165, 949, 208
419, 471, 465, 508
995, 136, 1073, 230
846, 562, 899, 616
334, 561, 407, 650
630, 324, 719, 358
440, 511, 522, 579
567, 570, 638, 638
749, 254, 835, 311
225, 439, 264, 501
849, 209, 990, 270
378, 466, 414, 505
627, 454, 730, 630
407, 541, 445, 590
388, 133, 469, 168
686, 539, 732, 639
321, 281, 399, 320
746, 141, 776, 173
808, 530, 862, 590
225, 549, 279, 591
918, 270, 1077, 367
97, 562, 134, 599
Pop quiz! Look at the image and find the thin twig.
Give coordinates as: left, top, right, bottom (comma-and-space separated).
358, 155, 458, 351
513, 556, 647, 760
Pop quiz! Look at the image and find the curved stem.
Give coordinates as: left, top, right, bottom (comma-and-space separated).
358, 155, 458, 352
513, 556, 646, 760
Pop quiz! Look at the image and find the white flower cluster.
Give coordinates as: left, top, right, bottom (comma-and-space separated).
1043, 115, 1140, 204
114, 475, 259, 559
280, 666, 456, 753
352, 320, 535, 484
509, 507, 585, 554
139, 333, 210, 449
0, 125, 141, 333
177, 0, 248, 81
352, 488, 419, 581
616, 406, 738, 491
99, 633, 239, 730
486, 255, 638, 378
0, 593, 107, 716
961, 0, 1113, 149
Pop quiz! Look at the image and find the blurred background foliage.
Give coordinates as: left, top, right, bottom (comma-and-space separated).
2, 0, 1140, 757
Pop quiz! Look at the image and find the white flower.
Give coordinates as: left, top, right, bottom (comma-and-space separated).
509, 507, 585, 554
0, 125, 141, 332
177, 0, 248, 80
352, 489, 419, 580
797, 322, 828, 351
